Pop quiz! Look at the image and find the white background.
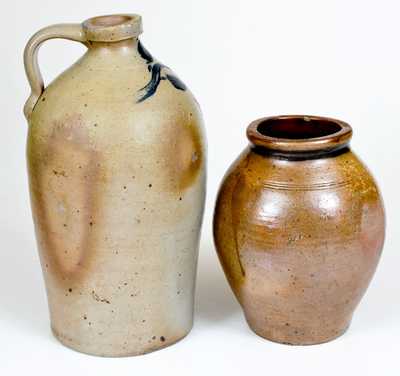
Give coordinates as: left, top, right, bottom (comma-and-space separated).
1, 0, 399, 374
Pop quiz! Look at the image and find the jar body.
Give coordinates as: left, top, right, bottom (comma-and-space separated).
214, 146, 384, 345
27, 39, 206, 356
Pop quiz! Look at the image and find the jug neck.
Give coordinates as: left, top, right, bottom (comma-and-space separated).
87, 38, 139, 50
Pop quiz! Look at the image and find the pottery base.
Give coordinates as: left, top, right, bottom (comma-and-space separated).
244, 317, 351, 346
51, 326, 190, 357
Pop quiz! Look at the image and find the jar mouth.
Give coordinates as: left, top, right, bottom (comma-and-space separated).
82, 14, 143, 42
247, 115, 352, 154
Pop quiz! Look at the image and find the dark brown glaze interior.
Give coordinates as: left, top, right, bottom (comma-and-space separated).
257, 117, 342, 140
247, 115, 353, 155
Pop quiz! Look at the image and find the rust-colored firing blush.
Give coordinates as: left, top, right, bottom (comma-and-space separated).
162, 115, 205, 193
213, 115, 385, 345
28, 114, 103, 285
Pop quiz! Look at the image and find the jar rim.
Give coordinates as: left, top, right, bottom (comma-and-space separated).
247, 115, 353, 154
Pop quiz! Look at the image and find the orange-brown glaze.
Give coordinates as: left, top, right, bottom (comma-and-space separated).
214, 115, 385, 345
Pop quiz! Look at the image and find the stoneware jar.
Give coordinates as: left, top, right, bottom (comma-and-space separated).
24, 14, 206, 356
213, 115, 384, 345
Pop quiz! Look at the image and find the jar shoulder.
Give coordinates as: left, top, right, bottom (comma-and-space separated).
215, 147, 384, 225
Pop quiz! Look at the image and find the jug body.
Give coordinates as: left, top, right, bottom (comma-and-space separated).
25, 14, 206, 356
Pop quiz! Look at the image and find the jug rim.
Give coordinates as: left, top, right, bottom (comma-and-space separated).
82, 14, 143, 42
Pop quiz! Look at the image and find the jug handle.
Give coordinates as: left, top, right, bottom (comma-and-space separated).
23, 23, 87, 120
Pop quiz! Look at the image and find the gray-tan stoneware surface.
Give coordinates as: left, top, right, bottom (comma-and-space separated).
24, 14, 206, 357
213, 115, 385, 345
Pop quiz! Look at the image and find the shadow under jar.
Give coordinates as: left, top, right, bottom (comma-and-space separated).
213, 115, 385, 345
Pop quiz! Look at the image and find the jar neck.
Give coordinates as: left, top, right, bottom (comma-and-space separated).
250, 144, 350, 161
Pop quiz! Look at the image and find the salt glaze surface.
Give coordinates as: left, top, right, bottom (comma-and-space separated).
24, 14, 206, 356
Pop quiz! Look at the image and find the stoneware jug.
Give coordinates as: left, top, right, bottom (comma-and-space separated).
24, 14, 206, 356
213, 115, 384, 345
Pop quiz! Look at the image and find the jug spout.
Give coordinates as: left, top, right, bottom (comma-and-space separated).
82, 14, 142, 42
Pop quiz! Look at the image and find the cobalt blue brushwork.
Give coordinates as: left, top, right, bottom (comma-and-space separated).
136, 41, 187, 103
